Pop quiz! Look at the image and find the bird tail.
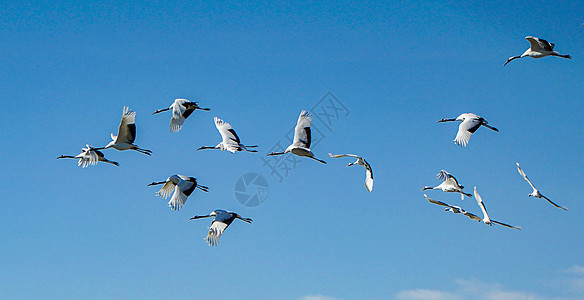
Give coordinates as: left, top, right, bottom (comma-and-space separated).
197, 185, 209, 192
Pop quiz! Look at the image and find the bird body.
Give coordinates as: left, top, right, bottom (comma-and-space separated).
152, 98, 210, 132
422, 170, 471, 200
57, 145, 119, 167
516, 163, 567, 210
438, 113, 498, 147
504, 36, 571, 66
267, 110, 326, 164
197, 117, 258, 153
190, 209, 252, 246
328, 153, 373, 192
148, 174, 208, 210
100, 107, 152, 155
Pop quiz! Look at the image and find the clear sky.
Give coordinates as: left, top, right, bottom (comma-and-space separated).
1, 1, 583, 299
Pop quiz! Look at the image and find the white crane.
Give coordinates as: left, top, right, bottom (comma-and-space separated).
98, 106, 152, 155
516, 163, 567, 211
152, 98, 210, 132
438, 113, 498, 147
197, 117, 258, 153
190, 209, 252, 246
328, 153, 373, 192
425, 191, 521, 230
422, 170, 472, 200
148, 174, 208, 210
504, 36, 571, 66
267, 110, 326, 164
57, 145, 119, 167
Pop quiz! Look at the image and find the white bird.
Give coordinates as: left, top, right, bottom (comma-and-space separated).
516, 163, 567, 211
438, 113, 498, 147
504, 36, 571, 66
190, 209, 252, 246
152, 98, 210, 132
197, 117, 258, 153
98, 106, 152, 155
57, 145, 119, 167
425, 191, 521, 230
148, 174, 208, 211
328, 153, 373, 192
267, 110, 326, 164
422, 170, 472, 200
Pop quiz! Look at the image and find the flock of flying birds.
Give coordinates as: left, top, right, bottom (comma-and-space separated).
58, 35, 570, 244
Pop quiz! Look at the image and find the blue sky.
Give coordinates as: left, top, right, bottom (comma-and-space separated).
1, 1, 583, 299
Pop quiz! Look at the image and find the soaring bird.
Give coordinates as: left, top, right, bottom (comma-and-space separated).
516, 163, 567, 211
190, 209, 252, 246
57, 145, 119, 167
197, 117, 258, 153
422, 170, 472, 200
266, 110, 326, 164
152, 98, 210, 132
328, 153, 373, 192
438, 113, 498, 147
504, 36, 571, 66
148, 175, 208, 210
98, 106, 152, 155
425, 191, 521, 230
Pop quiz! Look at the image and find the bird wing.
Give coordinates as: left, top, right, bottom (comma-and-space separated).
214, 117, 241, 149
492, 220, 521, 230
437, 170, 462, 188
525, 36, 544, 51
540, 194, 568, 211
156, 181, 177, 199
365, 165, 373, 193
424, 194, 454, 208
536, 37, 554, 51
474, 187, 491, 224
170, 99, 188, 132
168, 182, 190, 211
462, 211, 483, 222
292, 110, 312, 148
80, 146, 99, 167
115, 106, 137, 144
206, 220, 230, 246
328, 153, 359, 159
454, 117, 481, 147
516, 163, 537, 191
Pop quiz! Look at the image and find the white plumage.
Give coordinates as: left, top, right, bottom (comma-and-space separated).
504, 36, 571, 66
148, 174, 209, 211
267, 110, 326, 164
425, 191, 521, 230
98, 106, 152, 155
438, 113, 498, 147
422, 170, 471, 200
152, 98, 210, 132
516, 163, 567, 211
57, 145, 119, 168
328, 153, 373, 192
190, 210, 252, 246
197, 117, 258, 153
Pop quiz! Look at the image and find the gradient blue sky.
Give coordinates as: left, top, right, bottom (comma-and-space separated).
1, 1, 583, 299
